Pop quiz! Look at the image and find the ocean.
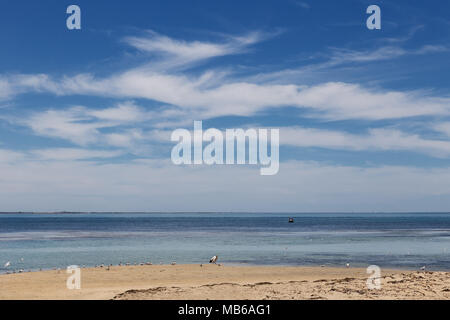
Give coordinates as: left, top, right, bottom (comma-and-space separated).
1, 212, 449, 273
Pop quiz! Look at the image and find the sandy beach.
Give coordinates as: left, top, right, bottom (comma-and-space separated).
0, 264, 449, 300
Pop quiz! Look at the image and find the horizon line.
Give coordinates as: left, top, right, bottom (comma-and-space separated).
1, 211, 449, 214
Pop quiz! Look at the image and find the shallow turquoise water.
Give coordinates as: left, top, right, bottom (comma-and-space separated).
1, 212, 449, 272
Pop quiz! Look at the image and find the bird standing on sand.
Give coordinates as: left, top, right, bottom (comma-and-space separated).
420, 266, 426, 271
346, 263, 350, 268
210, 256, 218, 264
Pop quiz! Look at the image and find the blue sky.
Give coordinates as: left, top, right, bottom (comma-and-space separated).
0, 0, 450, 212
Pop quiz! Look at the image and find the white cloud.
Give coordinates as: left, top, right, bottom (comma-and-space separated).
13, 69, 445, 121
325, 45, 449, 66
0, 148, 123, 163
58, 73, 450, 120
1, 30, 449, 211
16, 99, 450, 159
248, 44, 450, 84
24, 106, 106, 146
281, 126, 450, 157
103, 129, 145, 148
21, 103, 158, 146
87, 101, 149, 122
0, 78, 13, 100
31, 148, 123, 161
293, 82, 450, 120
15, 102, 176, 152
0, 149, 25, 163
123, 30, 264, 70
293, 1, 310, 9
1, 31, 449, 122
0, 159, 450, 211
433, 122, 450, 137
20, 103, 450, 158
0, 74, 61, 99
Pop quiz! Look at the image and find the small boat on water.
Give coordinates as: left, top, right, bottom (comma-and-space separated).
288, 217, 294, 223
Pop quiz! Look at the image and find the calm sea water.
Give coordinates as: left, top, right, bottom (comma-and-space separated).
1, 213, 450, 273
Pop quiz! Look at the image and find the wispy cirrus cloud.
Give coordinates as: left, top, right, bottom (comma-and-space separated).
123, 30, 266, 70
0, 74, 61, 100
250, 43, 450, 84
86, 102, 150, 122
12, 102, 173, 150
380, 25, 425, 44
0, 0, 449, 212
5, 71, 449, 121
23, 106, 108, 146
1, 29, 449, 123
433, 122, 450, 138
0, 147, 123, 163
0, 78, 13, 100
281, 126, 450, 158
30, 148, 124, 161
292, 1, 310, 9
324, 45, 449, 66
15, 103, 450, 160
1, 30, 450, 170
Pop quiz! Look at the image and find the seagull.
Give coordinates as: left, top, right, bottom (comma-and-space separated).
346, 263, 350, 268
4, 261, 10, 268
209, 255, 218, 264
420, 266, 426, 271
